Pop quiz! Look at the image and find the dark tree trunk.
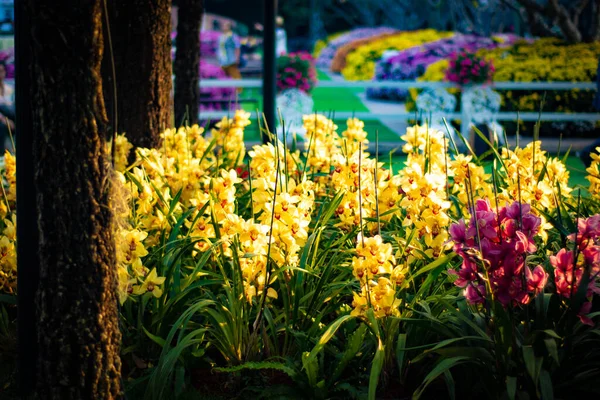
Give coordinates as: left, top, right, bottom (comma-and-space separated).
174, 0, 203, 127
29, 0, 122, 398
103, 0, 172, 149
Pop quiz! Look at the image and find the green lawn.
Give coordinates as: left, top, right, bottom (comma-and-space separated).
238, 67, 375, 141
240, 116, 399, 143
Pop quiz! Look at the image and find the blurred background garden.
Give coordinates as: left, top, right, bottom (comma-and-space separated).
195, 0, 600, 149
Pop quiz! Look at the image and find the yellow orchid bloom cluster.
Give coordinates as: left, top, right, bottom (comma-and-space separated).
0, 214, 16, 294
111, 119, 252, 304
125, 164, 174, 247
350, 234, 404, 318
304, 114, 340, 189
340, 117, 369, 156
222, 214, 274, 303
184, 168, 243, 255
161, 124, 213, 163
211, 110, 251, 169
586, 147, 600, 200
449, 154, 493, 214
397, 125, 452, 256
249, 141, 315, 269
3, 150, 16, 206
113, 134, 134, 172
115, 228, 156, 303
0, 151, 17, 293
496, 142, 570, 240
249, 141, 299, 186
331, 149, 381, 230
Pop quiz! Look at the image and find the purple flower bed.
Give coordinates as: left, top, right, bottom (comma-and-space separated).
199, 60, 237, 112
200, 30, 220, 58
172, 30, 221, 58
316, 27, 396, 70
367, 34, 521, 101
0, 48, 14, 79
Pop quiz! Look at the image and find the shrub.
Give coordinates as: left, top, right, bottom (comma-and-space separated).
276, 51, 317, 93
444, 51, 495, 85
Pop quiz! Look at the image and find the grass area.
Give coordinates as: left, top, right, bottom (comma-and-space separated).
238, 116, 399, 143
563, 156, 589, 188
312, 68, 368, 112
316, 68, 331, 81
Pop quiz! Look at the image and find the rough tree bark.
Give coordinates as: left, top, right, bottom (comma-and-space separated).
29, 0, 122, 398
103, 0, 172, 149
174, 0, 203, 126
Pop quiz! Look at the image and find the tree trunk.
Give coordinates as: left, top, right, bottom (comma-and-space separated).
174, 0, 203, 127
29, 0, 122, 398
103, 0, 172, 149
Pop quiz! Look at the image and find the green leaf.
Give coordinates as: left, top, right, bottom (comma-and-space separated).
435, 297, 489, 339
0, 294, 16, 305
413, 357, 471, 400
396, 333, 408, 383
523, 346, 542, 385
175, 365, 185, 398
314, 191, 345, 229
472, 125, 508, 172
331, 324, 368, 383
302, 351, 319, 388
366, 309, 381, 338
539, 369, 554, 400
307, 314, 355, 363
410, 253, 456, 281
368, 339, 384, 400
142, 326, 166, 348
443, 370, 456, 400
544, 338, 560, 366
506, 376, 517, 400
214, 361, 298, 381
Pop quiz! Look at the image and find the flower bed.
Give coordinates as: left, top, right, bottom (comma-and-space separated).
312, 30, 348, 59
315, 27, 397, 70
368, 34, 519, 101
330, 31, 401, 73
0, 47, 14, 79
340, 29, 454, 81
407, 38, 600, 137
171, 30, 221, 58
2, 114, 600, 398
199, 60, 236, 111
199, 30, 221, 58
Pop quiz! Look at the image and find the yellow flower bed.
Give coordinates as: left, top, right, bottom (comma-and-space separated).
331, 32, 400, 73
408, 38, 600, 117
480, 38, 600, 113
312, 31, 348, 59
341, 29, 453, 81
0, 111, 593, 318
